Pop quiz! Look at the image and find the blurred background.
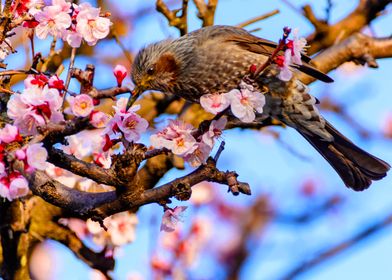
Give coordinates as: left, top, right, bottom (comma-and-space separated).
10, 0, 392, 279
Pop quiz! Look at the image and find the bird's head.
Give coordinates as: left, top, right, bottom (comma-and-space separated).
132, 40, 181, 95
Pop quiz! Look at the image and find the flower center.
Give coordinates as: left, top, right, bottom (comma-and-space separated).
125, 119, 137, 129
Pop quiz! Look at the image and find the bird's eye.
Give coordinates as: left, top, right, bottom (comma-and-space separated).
147, 67, 155, 75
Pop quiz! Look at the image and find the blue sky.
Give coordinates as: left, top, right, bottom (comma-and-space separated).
21, 0, 392, 279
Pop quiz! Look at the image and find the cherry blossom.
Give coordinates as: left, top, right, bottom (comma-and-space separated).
0, 172, 29, 201
48, 75, 65, 91
190, 182, 214, 206
226, 83, 265, 123
183, 142, 211, 167
34, 5, 71, 40
160, 206, 188, 232
86, 212, 139, 247
67, 94, 94, 117
76, 3, 112, 46
201, 116, 227, 147
200, 93, 230, 115
113, 64, 128, 87
26, 143, 48, 171
118, 108, 149, 142
286, 29, 307, 65
277, 51, 292, 81
104, 100, 149, 143
0, 124, 22, 144
150, 120, 197, 156
90, 111, 110, 128
7, 85, 64, 135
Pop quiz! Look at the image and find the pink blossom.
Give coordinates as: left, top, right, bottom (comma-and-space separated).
26, 143, 48, 171
63, 30, 83, 48
113, 64, 128, 87
150, 120, 197, 156
24, 74, 48, 88
0, 124, 22, 143
190, 182, 214, 206
90, 111, 110, 128
34, 5, 71, 40
0, 39, 12, 61
48, 75, 65, 91
183, 142, 212, 167
160, 206, 188, 232
58, 218, 88, 239
0, 173, 29, 201
67, 94, 94, 117
118, 111, 149, 142
106, 212, 138, 246
86, 212, 138, 247
200, 93, 230, 115
76, 3, 112, 46
93, 151, 112, 168
8, 85, 64, 135
201, 116, 227, 147
227, 84, 265, 123
52, 0, 71, 13
287, 29, 307, 65
15, 149, 26, 160
0, 162, 5, 177
278, 50, 293, 81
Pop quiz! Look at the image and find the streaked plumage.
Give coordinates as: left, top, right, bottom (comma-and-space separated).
132, 25, 390, 191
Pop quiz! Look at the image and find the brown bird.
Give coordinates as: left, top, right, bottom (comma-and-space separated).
131, 25, 390, 191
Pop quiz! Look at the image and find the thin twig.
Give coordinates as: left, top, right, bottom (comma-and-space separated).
236, 9, 280, 28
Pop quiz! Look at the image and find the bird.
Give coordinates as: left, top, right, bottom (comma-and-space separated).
131, 25, 390, 191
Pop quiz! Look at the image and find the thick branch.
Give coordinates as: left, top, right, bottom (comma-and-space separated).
298, 34, 392, 85
194, 0, 218, 27
305, 0, 391, 54
156, 0, 189, 35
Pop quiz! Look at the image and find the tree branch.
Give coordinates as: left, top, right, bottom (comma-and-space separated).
298, 33, 392, 85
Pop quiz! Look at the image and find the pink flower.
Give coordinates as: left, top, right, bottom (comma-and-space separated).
86, 212, 138, 247
200, 93, 230, 115
34, 5, 71, 40
105, 212, 138, 246
63, 30, 83, 48
0, 124, 22, 143
104, 101, 149, 143
227, 83, 265, 123
201, 116, 227, 147
150, 120, 197, 156
67, 94, 94, 117
76, 3, 112, 46
118, 111, 149, 142
160, 206, 188, 232
277, 50, 293, 81
183, 142, 212, 167
8, 85, 64, 135
26, 143, 48, 171
90, 111, 110, 128
48, 75, 65, 91
190, 182, 214, 206
52, 0, 71, 13
113, 64, 127, 87
286, 29, 307, 65
0, 173, 29, 201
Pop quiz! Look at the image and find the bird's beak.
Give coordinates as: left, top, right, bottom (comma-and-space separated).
132, 86, 142, 96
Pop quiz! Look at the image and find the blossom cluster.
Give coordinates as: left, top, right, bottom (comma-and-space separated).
61, 211, 138, 248
7, 74, 65, 135
150, 117, 226, 167
103, 98, 149, 146
0, 124, 48, 201
16, 0, 112, 48
200, 81, 265, 123
275, 29, 307, 81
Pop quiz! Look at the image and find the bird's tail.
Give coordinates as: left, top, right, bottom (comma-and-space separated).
297, 120, 390, 191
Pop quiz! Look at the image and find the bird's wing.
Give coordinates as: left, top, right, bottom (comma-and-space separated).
222, 31, 333, 83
